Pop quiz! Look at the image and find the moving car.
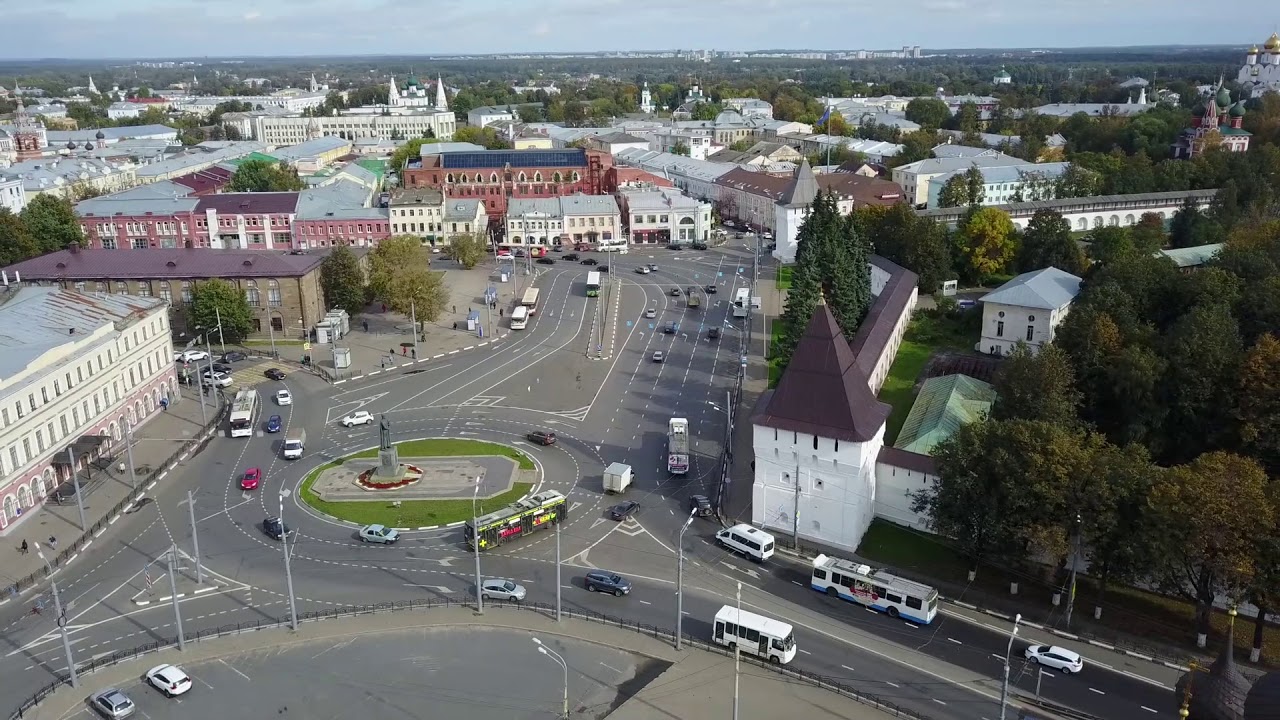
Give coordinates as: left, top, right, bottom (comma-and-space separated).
210, 362, 232, 374
264, 368, 286, 381
359, 524, 400, 544
735, 232, 745, 239
663, 321, 678, 334
480, 578, 527, 602
90, 688, 136, 719
145, 664, 192, 697
598, 265, 609, 273
526, 430, 557, 446
175, 349, 208, 363
265, 414, 283, 433
275, 389, 292, 406
221, 351, 247, 363
647, 264, 658, 271
634, 266, 650, 274
708, 327, 720, 340
704, 284, 717, 294
262, 516, 291, 541
1024, 645, 1084, 674
609, 500, 639, 520
341, 410, 375, 427
644, 308, 657, 319
669, 287, 682, 296
691, 242, 709, 250
689, 494, 713, 517
580, 258, 599, 266
585, 570, 632, 596
536, 257, 556, 265
563, 253, 580, 261
202, 372, 232, 388
668, 243, 684, 250
651, 350, 664, 363
762, 231, 774, 241
514, 249, 527, 258
240, 467, 261, 491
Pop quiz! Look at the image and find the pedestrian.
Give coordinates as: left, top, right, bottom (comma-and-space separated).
48, 536, 57, 549
453, 321, 458, 330
411, 348, 417, 359
362, 320, 369, 332
452, 305, 456, 314
499, 308, 504, 317
381, 303, 387, 313
19, 539, 28, 554
401, 346, 407, 356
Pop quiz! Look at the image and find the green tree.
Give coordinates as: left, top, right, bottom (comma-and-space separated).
690, 102, 721, 121
1168, 196, 1217, 249
1018, 208, 1085, 274
1085, 225, 1138, 266
904, 97, 950, 128
444, 232, 487, 269
228, 159, 306, 192
853, 203, 952, 292
1236, 334, 1280, 476
1053, 164, 1102, 198
367, 235, 447, 323
1160, 302, 1242, 463
671, 141, 690, 157
937, 166, 986, 209
728, 138, 755, 152
188, 279, 254, 344
0, 209, 37, 266
990, 343, 1080, 425
953, 207, 1017, 281
452, 126, 510, 150
888, 130, 939, 169
1129, 212, 1168, 254
1149, 452, 1274, 644
20, 194, 83, 254
1083, 442, 1161, 620
320, 245, 366, 317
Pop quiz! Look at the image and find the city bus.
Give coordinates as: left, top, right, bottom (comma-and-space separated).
509, 305, 530, 330
713, 605, 797, 665
228, 388, 258, 438
520, 287, 540, 315
596, 236, 629, 254
732, 287, 750, 318
586, 271, 601, 297
465, 490, 567, 550
810, 553, 939, 625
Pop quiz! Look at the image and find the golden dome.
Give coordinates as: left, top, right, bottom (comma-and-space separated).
1249, 45, 1260, 54
1267, 32, 1280, 50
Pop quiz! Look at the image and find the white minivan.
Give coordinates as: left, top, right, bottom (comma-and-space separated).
715, 523, 775, 562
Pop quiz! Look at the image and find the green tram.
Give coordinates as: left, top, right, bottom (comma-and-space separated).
465, 490, 567, 550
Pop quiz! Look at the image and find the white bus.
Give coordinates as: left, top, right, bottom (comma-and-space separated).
509, 305, 530, 330
586, 271, 601, 297
597, 235, 629, 254
810, 553, 939, 625
713, 605, 797, 665
520, 287, 540, 314
228, 388, 258, 438
732, 287, 749, 318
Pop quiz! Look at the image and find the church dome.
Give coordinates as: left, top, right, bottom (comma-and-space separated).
84, 142, 94, 150
1231, 101, 1246, 118
714, 110, 744, 125
65, 140, 76, 150
1246, 671, 1280, 720
1249, 46, 1260, 54
1217, 86, 1233, 109
95, 129, 105, 140
1267, 32, 1280, 51
406, 76, 420, 87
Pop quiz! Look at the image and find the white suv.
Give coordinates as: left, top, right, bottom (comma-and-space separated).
341, 411, 375, 427
201, 372, 232, 388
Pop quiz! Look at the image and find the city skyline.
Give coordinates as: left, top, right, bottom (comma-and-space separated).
0, 0, 1259, 60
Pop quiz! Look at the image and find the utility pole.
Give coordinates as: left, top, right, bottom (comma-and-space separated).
213, 307, 227, 358
1065, 513, 1082, 629
279, 490, 298, 631
410, 299, 419, 358
999, 613, 1022, 720
676, 509, 695, 650
34, 543, 77, 688
733, 581, 741, 720
124, 422, 138, 491
181, 490, 204, 584
167, 545, 186, 650
473, 478, 484, 615
792, 465, 801, 549
65, 447, 86, 531
555, 518, 562, 622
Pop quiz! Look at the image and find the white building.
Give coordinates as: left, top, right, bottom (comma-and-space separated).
916, 189, 1218, 232
1236, 34, 1280, 98
0, 286, 177, 532
975, 267, 1082, 356
1032, 92, 1152, 118
389, 75, 448, 110
617, 186, 713, 245
2, 156, 137, 202
248, 109, 455, 146
890, 153, 1027, 207
993, 68, 1012, 85
0, 177, 26, 213
505, 194, 622, 250
651, 126, 717, 160
587, 132, 651, 156
106, 102, 150, 120
613, 148, 734, 202
468, 105, 518, 128
723, 97, 774, 119
174, 91, 328, 116
640, 82, 655, 114
924, 162, 1072, 209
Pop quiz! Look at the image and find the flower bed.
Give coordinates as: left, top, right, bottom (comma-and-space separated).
356, 464, 423, 490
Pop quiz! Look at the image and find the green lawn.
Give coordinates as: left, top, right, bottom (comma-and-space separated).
776, 265, 793, 290
348, 438, 534, 470
878, 310, 978, 444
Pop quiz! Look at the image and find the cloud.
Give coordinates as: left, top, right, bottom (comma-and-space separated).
243, 9, 260, 19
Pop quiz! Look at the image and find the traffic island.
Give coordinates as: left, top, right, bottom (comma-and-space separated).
300, 439, 538, 529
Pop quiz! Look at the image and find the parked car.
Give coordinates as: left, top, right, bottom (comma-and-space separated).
585, 570, 632, 596
598, 265, 609, 273
240, 467, 261, 490
704, 284, 717, 294
480, 578, 527, 602
359, 524, 400, 544
580, 258, 599, 266
1025, 645, 1084, 674
208, 362, 232, 374
609, 500, 640, 520
221, 351, 247, 363
265, 414, 283, 433
262, 516, 291, 541
634, 266, 650, 274
175, 349, 208, 364
708, 327, 720, 340
145, 664, 192, 697
536, 257, 556, 265
551, 245, 564, 252
691, 242, 708, 250
202, 372, 232, 388
264, 368, 286, 381
563, 253, 580, 261
762, 231, 774, 241
644, 308, 657, 319
668, 243, 684, 250
735, 232, 745, 239
526, 430, 557, 446
341, 411, 375, 427
670, 287, 682, 296
651, 350, 664, 363
90, 688, 136, 719
275, 389, 292, 406
689, 494, 713, 517
663, 321, 678, 334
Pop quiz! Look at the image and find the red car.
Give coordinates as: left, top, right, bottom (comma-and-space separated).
240, 467, 261, 490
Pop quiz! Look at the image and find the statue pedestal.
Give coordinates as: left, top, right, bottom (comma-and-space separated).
377, 448, 399, 478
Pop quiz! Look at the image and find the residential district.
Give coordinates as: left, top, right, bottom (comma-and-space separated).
0, 36, 1278, 720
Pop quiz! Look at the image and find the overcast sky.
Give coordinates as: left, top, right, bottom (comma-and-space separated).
0, 0, 1261, 59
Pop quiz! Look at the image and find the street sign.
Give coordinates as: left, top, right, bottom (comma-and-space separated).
303, 342, 312, 351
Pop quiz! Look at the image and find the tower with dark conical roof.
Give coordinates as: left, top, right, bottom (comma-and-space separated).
1175, 607, 1249, 720
772, 157, 819, 263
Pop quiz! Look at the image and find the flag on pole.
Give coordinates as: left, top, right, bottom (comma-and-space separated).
818, 105, 832, 127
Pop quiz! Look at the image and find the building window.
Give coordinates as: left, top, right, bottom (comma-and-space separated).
996, 321, 1004, 337
115, 281, 128, 294
159, 282, 171, 303
132, 238, 148, 249
268, 280, 281, 307
245, 280, 261, 306
95, 281, 107, 292
1026, 325, 1034, 342
137, 281, 152, 298
181, 281, 193, 303
102, 237, 117, 249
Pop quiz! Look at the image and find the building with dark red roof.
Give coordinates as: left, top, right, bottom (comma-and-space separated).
170, 165, 234, 196
715, 162, 903, 235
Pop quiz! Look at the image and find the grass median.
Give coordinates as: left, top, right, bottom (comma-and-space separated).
299, 438, 536, 527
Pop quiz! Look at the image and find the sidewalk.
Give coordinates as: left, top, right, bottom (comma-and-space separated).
0, 388, 224, 596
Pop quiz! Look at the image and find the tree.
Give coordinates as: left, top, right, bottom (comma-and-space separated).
990, 343, 1080, 426
228, 159, 306, 192
1149, 452, 1274, 645
444, 232, 487, 269
390, 138, 439, 177
904, 97, 950, 129
20, 194, 83, 254
0, 209, 37, 266
367, 235, 447, 323
889, 130, 939, 169
188, 279, 254, 344
671, 141, 690, 157
1053, 164, 1102, 198
937, 166, 986, 209
1159, 302, 1242, 463
953, 207, 1017, 281
1018, 208, 1085, 274
452, 126, 510, 150
1129, 213, 1167, 254
1082, 442, 1161, 620
1168, 196, 1217, 249
320, 245, 366, 316
1236, 334, 1280, 476
728, 138, 755, 152
853, 203, 952, 292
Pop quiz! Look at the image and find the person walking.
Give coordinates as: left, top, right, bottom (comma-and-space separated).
19, 539, 28, 554
362, 320, 369, 332
47, 536, 57, 549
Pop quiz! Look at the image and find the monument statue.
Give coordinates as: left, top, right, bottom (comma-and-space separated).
376, 415, 398, 478
379, 415, 392, 450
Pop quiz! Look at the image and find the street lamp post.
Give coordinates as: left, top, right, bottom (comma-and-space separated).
64, 447, 87, 531
472, 477, 484, 615
532, 638, 569, 719
179, 490, 203, 584
166, 544, 186, 650
265, 310, 278, 359
676, 508, 696, 650
213, 307, 227, 358
410, 299, 419, 358
124, 421, 138, 491
999, 613, 1022, 720
555, 517, 562, 622
279, 489, 299, 631
1064, 513, 1082, 629
33, 542, 78, 688
733, 581, 742, 720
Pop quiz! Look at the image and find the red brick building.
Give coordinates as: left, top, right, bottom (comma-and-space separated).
401, 148, 611, 219
170, 166, 234, 196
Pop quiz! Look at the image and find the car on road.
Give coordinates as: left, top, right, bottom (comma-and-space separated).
341, 410, 375, 427
145, 663, 192, 697
644, 308, 657, 319
585, 570, 632, 596
634, 266, 650, 274
651, 350, 664, 363
668, 243, 684, 250
708, 327, 720, 340
265, 414, 283, 433
536, 257, 556, 265
264, 368, 286, 381
514, 249, 527, 258
526, 430, 557, 445
704, 284, 717, 294
663, 321, 678, 334
1024, 645, 1084, 674
175, 349, 209, 363
689, 494, 713, 517
240, 467, 261, 490
580, 258, 598, 265
670, 287, 682, 296
481, 578, 527, 602
221, 351, 247, 363
202, 372, 232, 388
609, 500, 639, 520
262, 516, 291, 541
209, 362, 233, 374
735, 232, 745, 239
762, 231, 774, 241
551, 245, 564, 252
275, 389, 292, 406
691, 242, 709, 250
563, 253, 579, 261
646, 263, 658, 271
90, 688, 136, 719
724, 219, 736, 228
359, 524, 400, 544
598, 265, 609, 273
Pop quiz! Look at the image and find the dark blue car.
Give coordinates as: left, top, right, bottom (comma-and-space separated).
266, 414, 283, 433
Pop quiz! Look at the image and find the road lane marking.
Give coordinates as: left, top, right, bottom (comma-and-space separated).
1142, 707, 1158, 713
933, 699, 947, 705
1089, 688, 1105, 695
841, 664, 855, 672
219, 658, 252, 681
948, 638, 962, 645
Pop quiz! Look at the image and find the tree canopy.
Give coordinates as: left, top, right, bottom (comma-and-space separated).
188, 279, 254, 344
320, 245, 367, 316
367, 235, 447, 323
228, 159, 306, 192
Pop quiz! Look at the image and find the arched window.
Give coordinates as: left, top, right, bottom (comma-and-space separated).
1108, 215, 1119, 226
245, 280, 261, 306
181, 281, 193, 304
1093, 216, 1104, 228
518, 172, 527, 182
533, 171, 543, 182
552, 172, 562, 183
110, 421, 119, 441
571, 171, 581, 182
460, 173, 470, 183
127, 405, 137, 426
446, 173, 455, 183
490, 172, 499, 183
267, 279, 281, 307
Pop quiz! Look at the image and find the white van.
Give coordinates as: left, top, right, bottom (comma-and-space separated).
715, 524, 775, 562
282, 429, 306, 460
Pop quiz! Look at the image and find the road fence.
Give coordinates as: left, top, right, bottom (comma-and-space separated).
9, 599, 938, 720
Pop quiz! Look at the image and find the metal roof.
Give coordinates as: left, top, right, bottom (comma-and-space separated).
894, 375, 995, 455
195, 192, 299, 215
295, 180, 380, 220
440, 149, 587, 169
916, 189, 1220, 219
1160, 243, 1223, 268
443, 199, 485, 221
980, 267, 1082, 310
2, 248, 333, 281
271, 137, 351, 162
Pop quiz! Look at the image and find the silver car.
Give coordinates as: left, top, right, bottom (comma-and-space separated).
90, 688, 135, 719
480, 578, 527, 602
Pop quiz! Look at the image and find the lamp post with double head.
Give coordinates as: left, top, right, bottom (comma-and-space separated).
472, 476, 483, 615
676, 507, 696, 650
532, 637, 568, 719
33, 542, 78, 688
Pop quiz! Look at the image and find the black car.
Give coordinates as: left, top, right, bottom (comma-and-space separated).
609, 501, 639, 521
598, 265, 609, 273
563, 253, 580, 261
663, 321, 678, 334
210, 362, 233, 374
689, 494, 713, 517
735, 232, 745, 239
551, 245, 564, 252
708, 327, 720, 340
536, 257, 556, 265
670, 287, 682, 296
264, 368, 287, 381
580, 258, 599, 265
262, 516, 291, 541
221, 351, 247, 363
704, 284, 717, 294
526, 430, 557, 446
668, 243, 684, 250
585, 570, 632, 596
691, 242, 708, 250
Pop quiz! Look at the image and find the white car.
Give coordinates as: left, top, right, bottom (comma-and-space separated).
644, 308, 657, 319
145, 663, 192, 697
359, 524, 400, 544
175, 349, 208, 363
480, 578, 527, 602
201, 372, 232, 388
341, 410, 375, 427
1024, 645, 1084, 674
275, 389, 292, 406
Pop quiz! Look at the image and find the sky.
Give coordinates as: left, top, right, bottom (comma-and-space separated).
0, 0, 1263, 59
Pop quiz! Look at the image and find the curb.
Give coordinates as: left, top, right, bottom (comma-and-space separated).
333, 334, 509, 386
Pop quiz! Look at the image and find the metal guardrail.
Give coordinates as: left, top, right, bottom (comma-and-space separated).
9, 599, 937, 720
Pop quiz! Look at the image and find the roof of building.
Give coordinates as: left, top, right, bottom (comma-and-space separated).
894, 153, 1026, 176
1175, 617, 1248, 720
1160, 242, 1223, 268
221, 151, 280, 167
506, 197, 563, 217
0, 286, 166, 382
45, 125, 178, 143
593, 131, 648, 145
390, 187, 444, 206
2, 156, 133, 192
334, 160, 377, 186
295, 180, 380, 220
929, 161, 1072, 187
194, 192, 299, 215
170, 165, 234, 194
136, 142, 267, 179
779, 158, 818, 207
419, 141, 487, 156
2, 247, 340, 281
981, 267, 1082, 310
753, 303, 889, 443
894, 375, 996, 455
618, 186, 704, 211
75, 181, 195, 218
272, 136, 352, 162
439, 148, 587, 169
1031, 102, 1154, 118
916, 189, 1221, 220
716, 165, 903, 205
932, 143, 1000, 159
443, 198, 485, 221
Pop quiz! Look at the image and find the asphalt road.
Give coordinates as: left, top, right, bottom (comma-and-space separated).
0, 244, 1173, 720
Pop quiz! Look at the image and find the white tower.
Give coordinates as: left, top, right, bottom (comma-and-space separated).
435, 75, 448, 111
87, 76, 98, 95
389, 75, 400, 107
310, 74, 318, 92
1137, 87, 1147, 105
640, 81, 654, 114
